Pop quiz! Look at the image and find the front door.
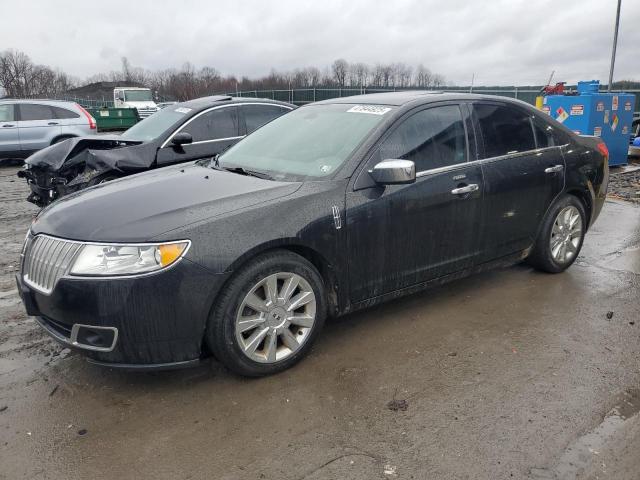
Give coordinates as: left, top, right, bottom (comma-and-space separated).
156, 105, 242, 165
472, 102, 565, 259
346, 104, 484, 303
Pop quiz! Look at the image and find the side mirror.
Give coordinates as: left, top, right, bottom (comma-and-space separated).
171, 132, 193, 146
368, 159, 416, 185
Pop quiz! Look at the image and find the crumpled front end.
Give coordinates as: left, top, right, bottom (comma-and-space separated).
17, 136, 146, 207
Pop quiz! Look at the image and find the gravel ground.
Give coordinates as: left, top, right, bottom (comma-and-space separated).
608, 164, 640, 204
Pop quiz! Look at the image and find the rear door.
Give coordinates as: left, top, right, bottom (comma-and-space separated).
17, 103, 62, 151
240, 103, 293, 135
473, 102, 565, 260
346, 103, 484, 302
0, 104, 20, 154
156, 105, 241, 165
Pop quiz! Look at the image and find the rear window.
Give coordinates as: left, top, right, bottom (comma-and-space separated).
52, 106, 80, 119
475, 103, 535, 158
19, 103, 55, 121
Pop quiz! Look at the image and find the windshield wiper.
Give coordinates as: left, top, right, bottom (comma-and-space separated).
223, 166, 275, 181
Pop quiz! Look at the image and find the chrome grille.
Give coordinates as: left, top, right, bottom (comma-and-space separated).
23, 235, 82, 294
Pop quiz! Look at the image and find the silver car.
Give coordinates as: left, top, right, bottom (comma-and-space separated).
0, 100, 96, 160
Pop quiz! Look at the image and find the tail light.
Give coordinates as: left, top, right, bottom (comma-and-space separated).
596, 141, 609, 161
76, 104, 96, 130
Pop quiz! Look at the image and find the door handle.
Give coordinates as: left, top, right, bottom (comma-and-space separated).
544, 165, 564, 173
48, 122, 59, 125
451, 184, 479, 195
2, 124, 14, 128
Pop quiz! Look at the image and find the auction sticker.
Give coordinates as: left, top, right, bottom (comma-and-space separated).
612, 95, 619, 111
555, 107, 569, 123
625, 101, 632, 111
174, 107, 192, 114
593, 126, 602, 137
570, 105, 584, 115
596, 101, 605, 112
347, 105, 391, 115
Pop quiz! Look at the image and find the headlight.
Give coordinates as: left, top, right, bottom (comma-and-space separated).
69, 241, 190, 276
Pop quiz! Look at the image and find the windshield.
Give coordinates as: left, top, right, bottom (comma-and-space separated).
124, 90, 153, 102
217, 103, 394, 180
120, 106, 191, 142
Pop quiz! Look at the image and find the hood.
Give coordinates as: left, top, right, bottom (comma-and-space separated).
26, 136, 142, 172
30, 162, 301, 242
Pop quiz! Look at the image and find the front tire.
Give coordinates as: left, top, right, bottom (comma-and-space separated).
206, 250, 327, 377
528, 195, 586, 273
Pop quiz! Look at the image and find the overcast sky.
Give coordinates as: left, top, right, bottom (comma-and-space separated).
1, 0, 638, 86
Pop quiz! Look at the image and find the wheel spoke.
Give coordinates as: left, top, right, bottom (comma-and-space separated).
265, 274, 278, 307
244, 327, 269, 354
263, 331, 277, 362
245, 292, 269, 313
552, 242, 563, 259
279, 276, 299, 303
287, 291, 313, 311
566, 241, 577, 254
287, 314, 314, 328
237, 314, 265, 333
559, 242, 567, 261
280, 328, 300, 351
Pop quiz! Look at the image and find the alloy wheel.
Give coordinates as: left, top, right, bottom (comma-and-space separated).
549, 205, 582, 264
234, 272, 317, 363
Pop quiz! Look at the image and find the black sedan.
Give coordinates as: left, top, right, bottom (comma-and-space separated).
17, 96, 294, 206
16, 91, 608, 376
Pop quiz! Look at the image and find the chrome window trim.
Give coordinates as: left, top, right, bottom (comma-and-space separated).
415, 145, 566, 178
189, 135, 244, 146
161, 102, 293, 148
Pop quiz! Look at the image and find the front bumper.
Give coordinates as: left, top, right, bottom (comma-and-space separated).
16, 258, 230, 369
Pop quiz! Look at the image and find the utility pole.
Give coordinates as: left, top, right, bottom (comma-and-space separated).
608, 0, 622, 92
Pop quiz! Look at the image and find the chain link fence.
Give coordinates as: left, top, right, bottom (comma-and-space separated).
224, 86, 640, 113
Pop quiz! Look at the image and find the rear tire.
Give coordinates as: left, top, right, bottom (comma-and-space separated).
527, 195, 586, 273
206, 250, 326, 377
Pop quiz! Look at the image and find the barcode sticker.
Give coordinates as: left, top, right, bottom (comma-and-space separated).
347, 105, 391, 115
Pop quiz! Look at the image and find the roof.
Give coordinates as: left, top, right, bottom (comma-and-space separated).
314, 90, 532, 108
0, 98, 79, 106
179, 95, 294, 109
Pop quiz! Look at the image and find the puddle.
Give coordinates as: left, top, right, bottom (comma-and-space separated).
530, 389, 640, 479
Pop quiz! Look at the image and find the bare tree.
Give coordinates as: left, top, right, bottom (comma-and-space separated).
332, 59, 348, 87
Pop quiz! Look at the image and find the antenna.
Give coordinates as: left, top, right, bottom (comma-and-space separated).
470, 73, 475, 93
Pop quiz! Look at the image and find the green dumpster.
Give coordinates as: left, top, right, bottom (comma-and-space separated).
87, 107, 140, 131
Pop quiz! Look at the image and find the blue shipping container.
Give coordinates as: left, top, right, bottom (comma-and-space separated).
543, 81, 634, 166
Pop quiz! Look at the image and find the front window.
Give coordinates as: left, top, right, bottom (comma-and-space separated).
218, 103, 394, 180
121, 106, 190, 142
124, 90, 153, 102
